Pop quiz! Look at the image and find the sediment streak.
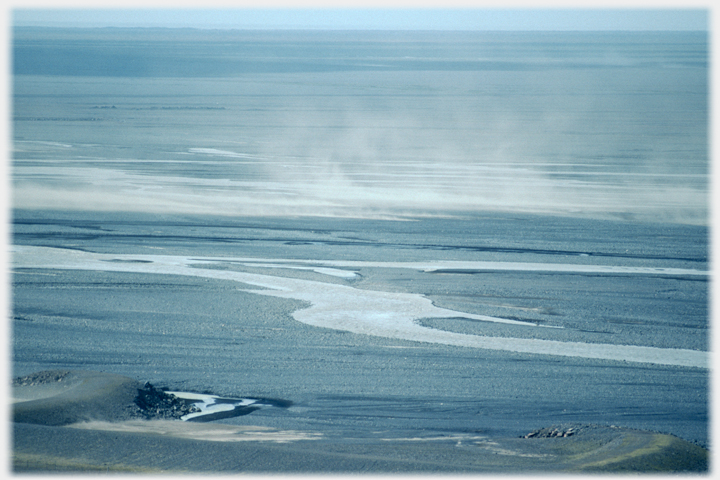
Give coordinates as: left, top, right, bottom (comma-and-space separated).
12, 245, 708, 369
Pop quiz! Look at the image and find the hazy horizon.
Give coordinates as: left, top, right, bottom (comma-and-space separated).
11, 8, 708, 31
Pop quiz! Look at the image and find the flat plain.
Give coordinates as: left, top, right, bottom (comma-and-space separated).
10, 28, 709, 473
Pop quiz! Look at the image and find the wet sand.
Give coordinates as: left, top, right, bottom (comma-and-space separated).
11, 370, 709, 473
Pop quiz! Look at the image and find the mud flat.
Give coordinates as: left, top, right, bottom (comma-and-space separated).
11, 370, 708, 474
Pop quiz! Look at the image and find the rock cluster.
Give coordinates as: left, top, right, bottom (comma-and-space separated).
13, 370, 71, 387
523, 425, 581, 439
133, 382, 200, 420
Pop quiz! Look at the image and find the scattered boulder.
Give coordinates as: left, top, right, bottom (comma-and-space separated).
13, 370, 71, 387
523, 424, 591, 439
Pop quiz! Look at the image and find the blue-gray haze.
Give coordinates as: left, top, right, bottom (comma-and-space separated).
12, 28, 707, 223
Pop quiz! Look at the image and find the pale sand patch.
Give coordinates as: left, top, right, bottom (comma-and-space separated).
67, 419, 322, 443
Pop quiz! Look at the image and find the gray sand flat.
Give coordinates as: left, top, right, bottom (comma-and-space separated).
12, 421, 709, 474
11, 370, 709, 473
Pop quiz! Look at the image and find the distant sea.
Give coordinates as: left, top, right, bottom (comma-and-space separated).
12, 28, 708, 223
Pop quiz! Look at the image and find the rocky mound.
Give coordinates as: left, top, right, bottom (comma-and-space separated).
133, 382, 200, 420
